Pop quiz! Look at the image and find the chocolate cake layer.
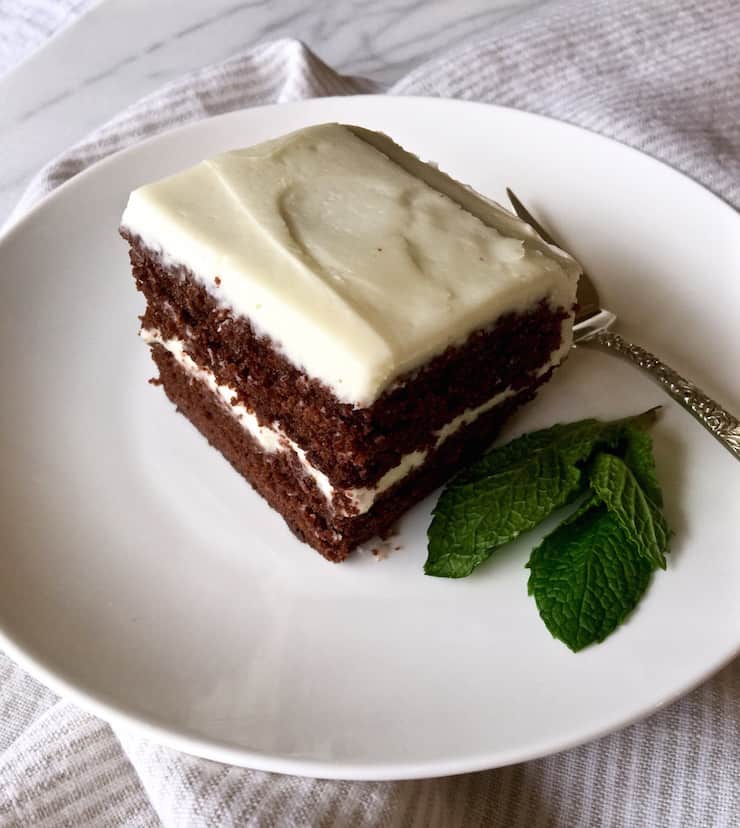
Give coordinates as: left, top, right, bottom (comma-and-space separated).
151, 344, 551, 561
125, 233, 569, 490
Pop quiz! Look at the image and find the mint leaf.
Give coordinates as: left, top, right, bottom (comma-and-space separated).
425, 447, 582, 577
526, 503, 653, 651
588, 452, 669, 570
424, 405, 670, 650
425, 415, 646, 578
621, 425, 664, 507
452, 419, 620, 487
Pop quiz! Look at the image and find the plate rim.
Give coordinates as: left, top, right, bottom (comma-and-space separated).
1, 614, 739, 781
1, 94, 739, 781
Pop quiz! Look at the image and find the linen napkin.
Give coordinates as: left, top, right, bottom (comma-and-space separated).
2, 1, 740, 826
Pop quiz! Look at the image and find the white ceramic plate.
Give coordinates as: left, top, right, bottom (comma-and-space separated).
1, 97, 739, 781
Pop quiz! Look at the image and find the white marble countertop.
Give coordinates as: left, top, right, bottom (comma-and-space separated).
0, 0, 539, 227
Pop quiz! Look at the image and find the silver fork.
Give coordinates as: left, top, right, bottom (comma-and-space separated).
507, 188, 740, 462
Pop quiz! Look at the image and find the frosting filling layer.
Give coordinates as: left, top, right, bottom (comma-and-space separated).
122, 124, 580, 406
142, 326, 571, 516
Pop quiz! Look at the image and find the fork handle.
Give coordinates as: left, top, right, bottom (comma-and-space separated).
579, 331, 740, 461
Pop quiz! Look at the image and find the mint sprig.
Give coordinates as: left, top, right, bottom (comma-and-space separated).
425, 408, 670, 651
426, 411, 660, 578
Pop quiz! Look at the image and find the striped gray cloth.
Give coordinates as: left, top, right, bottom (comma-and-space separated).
3, 1, 740, 825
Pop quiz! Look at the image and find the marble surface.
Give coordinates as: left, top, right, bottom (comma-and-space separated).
0, 0, 540, 229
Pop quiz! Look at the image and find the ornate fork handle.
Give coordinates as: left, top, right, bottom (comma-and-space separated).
580, 330, 740, 461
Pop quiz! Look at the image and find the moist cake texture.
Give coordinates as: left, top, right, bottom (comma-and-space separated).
120, 123, 580, 561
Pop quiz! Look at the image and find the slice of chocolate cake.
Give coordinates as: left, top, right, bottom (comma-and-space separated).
120, 123, 580, 561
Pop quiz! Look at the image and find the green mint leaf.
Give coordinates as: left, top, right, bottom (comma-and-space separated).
624, 405, 662, 433
621, 424, 664, 507
588, 451, 669, 570
526, 503, 653, 651
425, 447, 582, 577
425, 414, 649, 579
452, 419, 617, 488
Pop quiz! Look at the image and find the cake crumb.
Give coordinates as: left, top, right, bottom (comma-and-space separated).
362, 535, 399, 560
148, 376, 163, 386
214, 276, 222, 286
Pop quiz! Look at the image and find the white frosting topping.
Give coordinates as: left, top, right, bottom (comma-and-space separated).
143, 321, 572, 517
122, 124, 579, 407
